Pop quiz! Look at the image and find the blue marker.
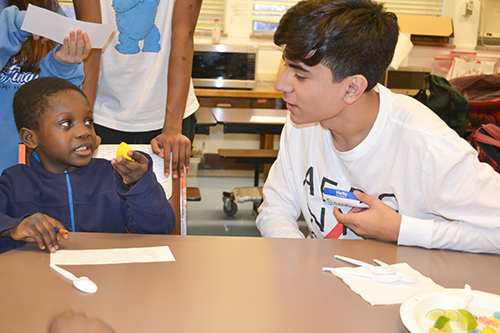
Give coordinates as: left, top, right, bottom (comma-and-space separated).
323, 188, 369, 208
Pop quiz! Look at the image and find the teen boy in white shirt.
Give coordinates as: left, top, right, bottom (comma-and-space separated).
256, 0, 500, 254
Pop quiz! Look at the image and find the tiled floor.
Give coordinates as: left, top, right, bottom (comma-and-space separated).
186, 174, 307, 237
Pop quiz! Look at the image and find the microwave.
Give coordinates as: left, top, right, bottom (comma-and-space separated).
192, 44, 258, 89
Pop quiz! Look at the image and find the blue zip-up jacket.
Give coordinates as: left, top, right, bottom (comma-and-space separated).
0, 5, 85, 173
0, 153, 176, 253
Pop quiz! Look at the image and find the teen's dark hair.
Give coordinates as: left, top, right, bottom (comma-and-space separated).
274, 0, 399, 91
13, 77, 86, 131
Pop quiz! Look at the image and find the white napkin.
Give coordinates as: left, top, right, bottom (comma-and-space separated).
330, 263, 444, 306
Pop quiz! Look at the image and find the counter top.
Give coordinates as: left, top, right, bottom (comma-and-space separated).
194, 86, 283, 98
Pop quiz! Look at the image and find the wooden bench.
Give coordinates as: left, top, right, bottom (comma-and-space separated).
218, 149, 278, 186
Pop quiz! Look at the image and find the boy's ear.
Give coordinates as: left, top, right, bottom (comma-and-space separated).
343, 75, 368, 105
19, 127, 38, 150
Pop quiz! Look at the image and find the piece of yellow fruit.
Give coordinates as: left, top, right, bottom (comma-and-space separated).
116, 142, 132, 160
458, 309, 478, 332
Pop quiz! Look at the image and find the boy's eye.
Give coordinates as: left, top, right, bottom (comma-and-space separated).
85, 119, 93, 126
60, 120, 71, 127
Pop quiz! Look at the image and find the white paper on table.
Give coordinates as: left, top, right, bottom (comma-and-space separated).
93, 144, 172, 199
21, 4, 115, 49
250, 116, 286, 124
50, 246, 175, 265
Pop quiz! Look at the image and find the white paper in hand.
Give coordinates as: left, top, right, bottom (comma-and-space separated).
21, 4, 115, 49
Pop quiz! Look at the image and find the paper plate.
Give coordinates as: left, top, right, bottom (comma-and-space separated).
400, 288, 500, 333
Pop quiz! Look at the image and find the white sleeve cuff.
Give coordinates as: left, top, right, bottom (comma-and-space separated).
397, 215, 434, 249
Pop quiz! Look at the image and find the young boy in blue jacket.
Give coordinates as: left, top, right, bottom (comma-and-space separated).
0, 77, 176, 253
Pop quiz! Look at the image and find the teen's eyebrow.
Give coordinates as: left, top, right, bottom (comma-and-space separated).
288, 62, 310, 73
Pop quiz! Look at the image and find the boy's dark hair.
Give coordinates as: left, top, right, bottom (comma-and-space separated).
274, 0, 399, 91
13, 77, 86, 131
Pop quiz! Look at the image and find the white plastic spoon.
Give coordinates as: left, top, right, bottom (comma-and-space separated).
50, 264, 98, 294
372, 259, 418, 284
334, 255, 394, 275
322, 267, 403, 283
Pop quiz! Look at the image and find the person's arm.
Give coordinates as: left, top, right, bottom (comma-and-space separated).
73, 0, 101, 108
113, 153, 176, 235
335, 134, 500, 254
39, 30, 91, 86
150, 0, 202, 179
0, 213, 68, 252
256, 121, 305, 238
0, 6, 29, 67
0, 174, 68, 252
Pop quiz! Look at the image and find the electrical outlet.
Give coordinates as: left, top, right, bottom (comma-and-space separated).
465, 0, 474, 16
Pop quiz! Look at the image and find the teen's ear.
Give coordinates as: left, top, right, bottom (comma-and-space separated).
343, 75, 368, 105
19, 127, 38, 150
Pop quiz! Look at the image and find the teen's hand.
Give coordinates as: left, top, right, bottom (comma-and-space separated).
2, 213, 68, 252
111, 150, 149, 186
151, 130, 191, 179
49, 310, 116, 333
333, 191, 402, 243
55, 29, 91, 64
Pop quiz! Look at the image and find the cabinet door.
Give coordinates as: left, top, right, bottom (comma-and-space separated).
198, 97, 251, 108
250, 98, 276, 109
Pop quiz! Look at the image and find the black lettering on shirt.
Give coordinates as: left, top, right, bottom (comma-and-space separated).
303, 166, 314, 196
307, 204, 325, 232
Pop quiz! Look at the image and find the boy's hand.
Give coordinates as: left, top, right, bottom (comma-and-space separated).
55, 30, 91, 64
333, 191, 402, 243
111, 150, 149, 186
3, 213, 69, 252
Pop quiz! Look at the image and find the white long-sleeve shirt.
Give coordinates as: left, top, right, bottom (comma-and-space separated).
256, 84, 500, 254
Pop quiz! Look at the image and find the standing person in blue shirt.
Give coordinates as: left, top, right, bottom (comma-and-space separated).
0, 0, 91, 173
0, 77, 176, 254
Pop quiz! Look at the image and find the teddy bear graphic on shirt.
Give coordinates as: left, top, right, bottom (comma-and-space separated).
112, 0, 161, 54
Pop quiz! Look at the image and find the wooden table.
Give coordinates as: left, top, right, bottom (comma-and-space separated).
210, 107, 288, 135
1, 233, 499, 332
194, 107, 217, 135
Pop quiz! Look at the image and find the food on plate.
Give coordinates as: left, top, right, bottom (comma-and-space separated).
458, 309, 478, 332
427, 309, 447, 322
432, 315, 452, 333
425, 308, 500, 333
116, 142, 132, 160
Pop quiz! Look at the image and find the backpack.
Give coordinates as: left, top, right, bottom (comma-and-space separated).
413, 74, 469, 138
469, 123, 500, 173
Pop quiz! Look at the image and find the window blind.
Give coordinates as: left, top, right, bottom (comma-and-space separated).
252, 0, 444, 34
253, 1, 298, 34
381, 0, 444, 17
196, 0, 225, 31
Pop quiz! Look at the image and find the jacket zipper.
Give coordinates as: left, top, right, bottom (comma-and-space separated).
64, 171, 76, 232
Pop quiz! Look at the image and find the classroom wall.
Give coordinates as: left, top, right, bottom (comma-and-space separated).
191, 0, 500, 156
